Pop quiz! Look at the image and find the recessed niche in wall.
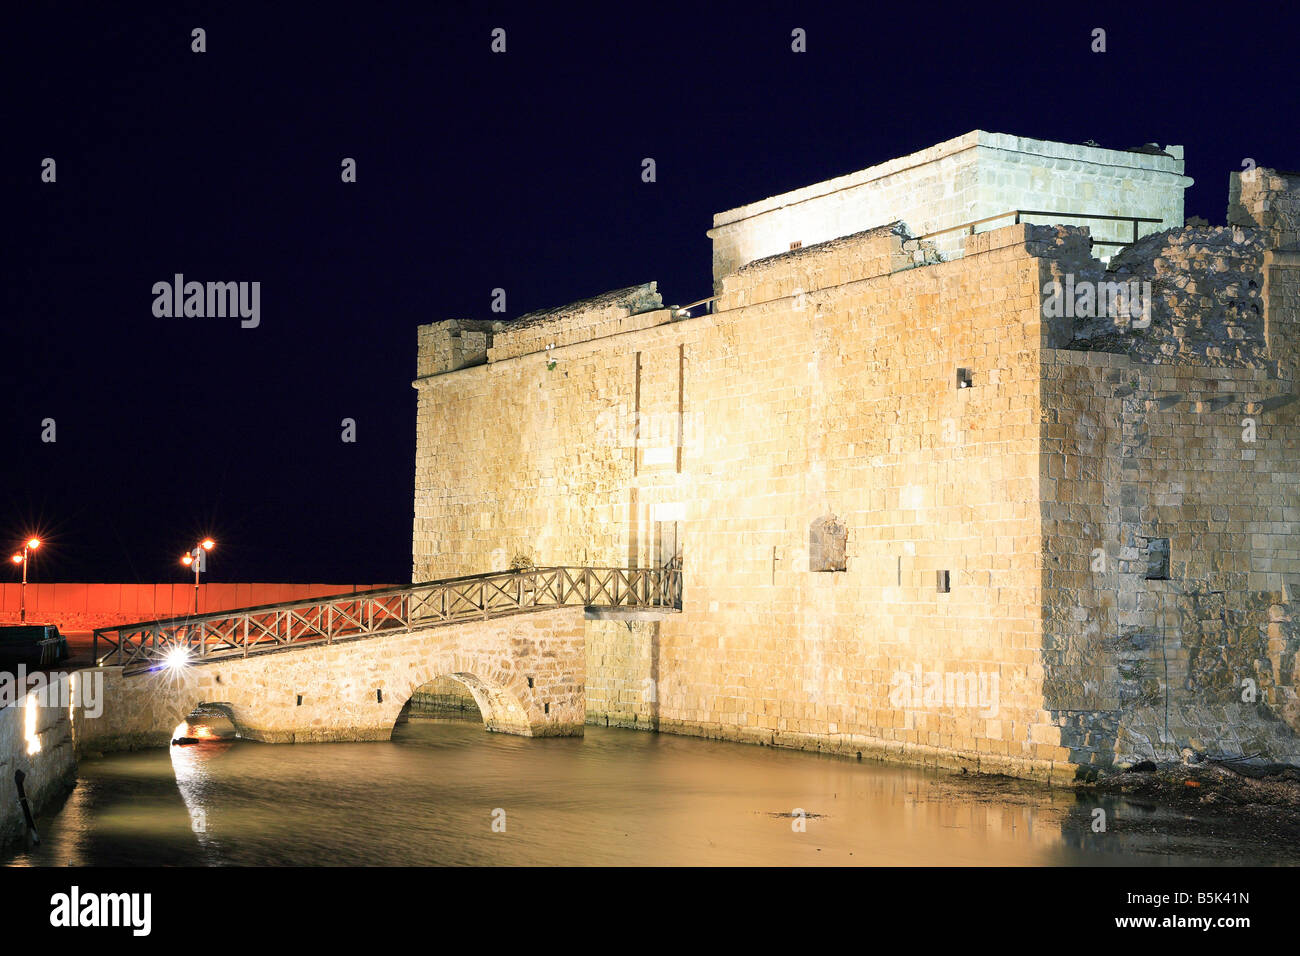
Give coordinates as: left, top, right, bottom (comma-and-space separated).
1145, 538, 1170, 580
956, 367, 973, 389
809, 515, 847, 572
936, 570, 951, 593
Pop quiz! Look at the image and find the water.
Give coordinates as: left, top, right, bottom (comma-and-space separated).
9, 720, 1295, 866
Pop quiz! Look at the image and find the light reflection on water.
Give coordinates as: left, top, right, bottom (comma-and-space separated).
8, 721, 1292, 866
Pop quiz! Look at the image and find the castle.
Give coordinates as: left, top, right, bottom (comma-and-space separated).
412, 131, 1300, 782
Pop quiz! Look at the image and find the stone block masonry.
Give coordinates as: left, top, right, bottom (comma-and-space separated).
72, 608, 587, 753
415, 219, 1068, 781
413, 131, 1300, 782
1, 675, 76, 853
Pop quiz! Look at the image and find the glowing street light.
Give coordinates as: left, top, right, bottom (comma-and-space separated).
10, 538, 41, 623
182, 539, 216, 613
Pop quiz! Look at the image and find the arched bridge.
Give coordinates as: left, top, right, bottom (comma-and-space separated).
77, 567, 680, 750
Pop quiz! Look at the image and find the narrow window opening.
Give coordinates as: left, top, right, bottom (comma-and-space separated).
527, 676, 534, 689
1145, 539, 1170, 580
789, 240, 802, 250
376, 689, 383, 704
956, 368, 973, 389
296, 694, 303, 707
937, 570, 951, 593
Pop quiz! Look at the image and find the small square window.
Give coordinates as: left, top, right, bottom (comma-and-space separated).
956, 368, 973, 389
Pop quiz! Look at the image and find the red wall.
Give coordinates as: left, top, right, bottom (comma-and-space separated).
0, 583, 398, 632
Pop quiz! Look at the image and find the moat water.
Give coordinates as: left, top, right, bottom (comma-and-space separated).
10, 720, 1298, 866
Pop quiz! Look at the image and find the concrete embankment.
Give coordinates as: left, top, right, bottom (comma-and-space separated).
1, 672, 77, 854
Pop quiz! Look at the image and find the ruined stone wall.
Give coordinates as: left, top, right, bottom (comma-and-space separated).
1035, 172, 1300, 767
414, 222, 1086, 781
1229, 168, 1300, 251
487, 283, 666, 362
1040, 351, 1300, 767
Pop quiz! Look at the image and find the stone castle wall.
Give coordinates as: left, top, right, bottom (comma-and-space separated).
1040, 350, 1300, 767
415, 222, 1078, 781
412, 162, 1300, 781
1, 675, 76, 853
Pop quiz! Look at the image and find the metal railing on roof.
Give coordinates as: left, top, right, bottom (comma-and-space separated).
918, 209, 1165, 249
674, 296, 717, 317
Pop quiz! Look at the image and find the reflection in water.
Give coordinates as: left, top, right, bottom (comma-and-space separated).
169, 734, 224, 853
9, 721, 1296, 866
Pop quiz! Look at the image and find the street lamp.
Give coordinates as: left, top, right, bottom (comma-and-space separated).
182, 538, 216, 613
10, 538, 41, 623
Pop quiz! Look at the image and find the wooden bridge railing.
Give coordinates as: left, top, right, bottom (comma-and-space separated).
93, 566, 683, 677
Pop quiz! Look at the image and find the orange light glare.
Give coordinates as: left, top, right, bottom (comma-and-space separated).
201, 539, 215, 551
182, 554, 194, 566
26, 538, 40, 550
10, 554, 21, 564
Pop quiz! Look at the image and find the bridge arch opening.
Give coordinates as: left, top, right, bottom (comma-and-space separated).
395, 673, 531, 736
171, 702, 240, 744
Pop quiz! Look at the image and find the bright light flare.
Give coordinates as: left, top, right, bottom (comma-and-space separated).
201, 539, 215, 551
26, 538, 40, 550
163, 646, 191, 671
10, 554, 21, 564
182, 554, 194, 566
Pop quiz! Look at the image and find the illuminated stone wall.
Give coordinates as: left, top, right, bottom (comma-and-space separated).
412, 164, 1300, 782
0, 675, 75, 853
72, 608, 588, 752
415, 223, 1070, 780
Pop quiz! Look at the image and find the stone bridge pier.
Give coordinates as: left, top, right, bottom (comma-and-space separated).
73, 607, 586, 751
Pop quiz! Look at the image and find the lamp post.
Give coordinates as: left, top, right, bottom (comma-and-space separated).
10, 538, 41, 623
181, 539, 215, 614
